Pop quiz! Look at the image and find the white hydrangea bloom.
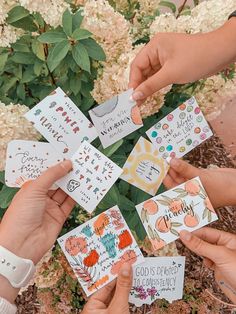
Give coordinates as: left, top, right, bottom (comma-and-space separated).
0, 103, 41, 171
0, 0, 18, 24
0, 24, 22, 47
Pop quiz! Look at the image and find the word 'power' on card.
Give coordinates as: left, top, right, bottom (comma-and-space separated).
146, 97, 213, 160
89, 89, 143, 149
121, 137, 169, 196
25, 87, 98, 158
56, 141, 123, 213
129, 256, 185, 306
136, 177, 217, 250
5, 140, 62, 188
58, 206, 144, 297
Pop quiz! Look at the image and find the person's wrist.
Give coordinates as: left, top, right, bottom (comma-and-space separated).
0, 274, 19, 304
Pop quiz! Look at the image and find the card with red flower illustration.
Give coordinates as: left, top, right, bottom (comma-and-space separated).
136, 177, 218, 250
89, 89, 143, 148
146, 97, 213, 160
129, 256, 185, 306
24, 87, 97, 158
56, 141, 123, 213
58, 206, 144, 296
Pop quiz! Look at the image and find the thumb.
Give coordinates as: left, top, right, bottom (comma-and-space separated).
180, 230, 222, 263
110, 263, 133, 310
132, 66, 170, 102
33, 160, 72, 191
170, 158, 200, 179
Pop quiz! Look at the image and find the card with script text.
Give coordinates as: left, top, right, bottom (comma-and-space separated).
136, 177, 218, 250
58, 206, 144, 296
89, 89, 143, 148
146, 97, 213, 159
121, 137, 169, 196
56, 142, 123, 213
24, 87, 97, 158
129, 256, 185, 306
5, 140, 62, 188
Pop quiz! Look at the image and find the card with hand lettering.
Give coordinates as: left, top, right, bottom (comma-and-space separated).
24, 87, 97, 158
121, 137, 169, 196
89, 89, 143, 148
58, 206, 144, 296
5, 140, 62, 188
146, 97, 213, 159
129, 256, 185, 306
56, 142, 123, 213
136, 177, 218, 250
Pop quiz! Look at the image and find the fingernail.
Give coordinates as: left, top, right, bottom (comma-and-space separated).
170, 158, 180, 167
60, 160, 72, 171
120, 263, 131, 277
166, 157, 172, 164
180, 230, 192, 241
131, 91, 145, 101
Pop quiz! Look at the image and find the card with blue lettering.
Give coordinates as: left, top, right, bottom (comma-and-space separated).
146, 97, 213, 160
5, 140, 62, 188
136, 177, 218, 250
58, 206, 144, 296
24, 87, 97, 158
56, 142, 123, 213
89, 89, 143, 148
129, 256, 185, 306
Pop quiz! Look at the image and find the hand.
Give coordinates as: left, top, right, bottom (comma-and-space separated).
180, 228, 236, 303
82, 263, 132, 314
129, 18, 236, 104
0, 160, 75, 265
163, 158, 236, 208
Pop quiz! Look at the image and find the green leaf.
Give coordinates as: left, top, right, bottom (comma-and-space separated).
47, 40, 70, 71
0, 172, 5, 184
156, 199, 169, 206
173, 188, 185, 193
81, 38, 106, 61
97, 185, 120, 210
33, 60, 44, 76
207, 210, 212, 223
170, 228, 179, 236
72, 43, 90, 73
101, 140, 123, 158
72, 29, 92, 40
62, 9, 73, 37
6, 6, 29, 24
38, 31, 67, 44
148, 225, 155, 239
118, 181, 130, 196
72, 9, 84, 31
32, 40, 45, 61
0, 185, 18, 209
159, 1, 176, 13
119, 195, 135, 211
11, 42, 30, 52
141, 208, 146, 223
171, 222, 183, 227
69, 75, 81, 95
11, 52, 36, 64
1, 77, 18, 94
16, 83, 26, 100
0, 53, 8, 71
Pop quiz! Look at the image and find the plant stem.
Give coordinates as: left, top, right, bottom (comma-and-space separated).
176, 0, 188, 18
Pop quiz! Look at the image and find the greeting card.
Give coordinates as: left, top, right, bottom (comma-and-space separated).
136, 177, 218, 250
89, 89, 143, 148
146, 97, 213, 159
5, 140, 62, 188
58, 206, 144, 296
121, 137, 169, 196
24, 87, 97, 158
129, 256, 185, 306
56, 142, 123, 213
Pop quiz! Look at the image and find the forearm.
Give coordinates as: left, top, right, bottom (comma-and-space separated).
0, 275, 19, 304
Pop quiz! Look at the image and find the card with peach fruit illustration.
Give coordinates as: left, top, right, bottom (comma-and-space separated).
136, 177, 218, 250
89, 89, 143, 148
146, 97, 213, 160
25, 87, 97, 158
129, 256, 185, 306
58, 206, 144, 296
121, 137, 169, 196
56, 141, 123, 213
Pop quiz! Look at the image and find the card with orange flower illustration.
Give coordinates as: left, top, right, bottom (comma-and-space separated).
58, 206, 144, 296
146, 97, 213, 160
89, 89, 143, 148
120, 137, 169, 196
136, 177, 218, 250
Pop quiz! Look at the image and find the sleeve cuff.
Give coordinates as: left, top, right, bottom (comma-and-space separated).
0, 297, 17, 314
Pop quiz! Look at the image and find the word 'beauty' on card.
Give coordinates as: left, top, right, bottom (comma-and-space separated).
129, 256, 185, 306
5, 140, 62, 188
146, 97, 213, 159
89, 89, 143, 148
56, 142, 123, 213
121, 137, 169, 196
136, 177, 218, 250
24, 87, 97, 158
58, 206, 144, 296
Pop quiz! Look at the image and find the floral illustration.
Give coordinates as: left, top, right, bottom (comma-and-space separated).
130, 286, 160, 301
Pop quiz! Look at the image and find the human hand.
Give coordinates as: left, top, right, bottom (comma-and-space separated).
82, 263, 132, 314
0, 160, 75, 265
163, 158, 236, 208
129, 18, 236, 104
180, 228, 236, 303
